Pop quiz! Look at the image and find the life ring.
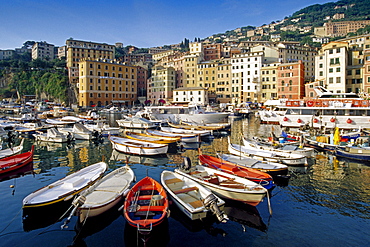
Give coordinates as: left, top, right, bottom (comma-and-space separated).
286, 101, 292, 106
315, 101, 322, 107
361, 100, 369, 107
322, 101, 329, 107
306, 101, 314, 107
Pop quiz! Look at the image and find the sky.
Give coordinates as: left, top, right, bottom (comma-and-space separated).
0, 0, 334, 50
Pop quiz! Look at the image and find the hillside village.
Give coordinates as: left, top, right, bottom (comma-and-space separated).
1, 0, 370, 108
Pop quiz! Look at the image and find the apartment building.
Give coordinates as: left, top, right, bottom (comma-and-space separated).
324, 20, 370, 37
31, 41, 55, 60
184, 54, 200, 87
65, 39, 115, 84
260, 63, 279, 102
172, 87, 208, 105
203, 43, 222, 61
137, 66, 148, 97
148, 66, 176, 104
0, 50, 13, 60
197, 60, 219, 104
231, 52, 264, 103
277, 61, 305, 99
216, 59, 232, 104
78, 58, 137, 107
315, 41, 349, 93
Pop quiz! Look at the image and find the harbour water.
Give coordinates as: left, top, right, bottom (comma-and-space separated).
0, 115, 369, 247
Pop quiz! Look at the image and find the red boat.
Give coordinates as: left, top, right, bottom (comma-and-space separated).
199, 153, 275, 190
0, 145, 34, 175
123, 176, 169, 234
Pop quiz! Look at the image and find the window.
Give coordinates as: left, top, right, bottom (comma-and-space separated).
336, 77, 341, 83
336, 67, 340, 72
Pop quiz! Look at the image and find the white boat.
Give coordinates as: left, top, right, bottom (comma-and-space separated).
116, 116, 158, 129
243, 138, 315, 158
217, 153, 289, 176
175, 163, 267, 206
146, 129, 200, 143
74, 165, 135, 222
23, 162, 107, 208
228, 141, 307, 166
33, 128, 74, 143
279, 86, 370, 129
161, 170, 228, 222
45, 118, 76, 126
137, 104, 230, 124
0, 139, 24, 158
109, 135, 168, 155
58, 123, 93, 140
160, 126, 211, 137
84, 121, 120, 136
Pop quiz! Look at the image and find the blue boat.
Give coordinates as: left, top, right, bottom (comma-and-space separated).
335, 147, 370, 161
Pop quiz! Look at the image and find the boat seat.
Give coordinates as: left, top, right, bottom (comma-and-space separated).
165, 178, 182, 184
173, 186, 199, 194
189, 200, 203, 208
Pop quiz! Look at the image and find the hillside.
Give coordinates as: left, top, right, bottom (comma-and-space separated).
206, 0, 370, 44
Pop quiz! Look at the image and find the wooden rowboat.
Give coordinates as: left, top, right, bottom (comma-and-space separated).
109, 136, 168, 156
124, 131, 179, 144
161, 170, 228, 222
123, 176, 169, 233
64, 165, 135, 223
146, 129, 200, 143
0, 144, 34, 175
23, 162, 107, 208
199, 153, 275, 190
175, 161, 268, 207
168, 121, 225, 131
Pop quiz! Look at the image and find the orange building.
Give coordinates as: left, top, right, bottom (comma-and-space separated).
277, 61, 305, 99
78, 59, 137, 107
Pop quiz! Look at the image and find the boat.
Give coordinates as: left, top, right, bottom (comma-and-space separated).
137, 104, 230, 124
116, 116, 158, 129
0, 145, 34, 175
0, 161, 33, 182
243, 138, 315, 158
84, 121, 120, 136
217, 153, 289, 176
146, 129, 200, 143
109, 135, 169, 156
0, 138, 24, 158
228, 140, 307, 166
167, 121, 225, 131
33, 128, 74, 143
279, 86, 370, 129
161, 170, 228, 222
198, 153, 275, 190
65, 165, 135, 223
175, 159, 268, 206
335, 146, 370, 162
110, 150, 169, 166
160, 126, 211, 137
124, 131, 179, 144
123, 176, 169, 233
181, 121, 231, 131
22, 162, 107, 208
58, 123, 94, 140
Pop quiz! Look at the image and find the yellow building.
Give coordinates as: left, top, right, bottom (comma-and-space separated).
78, 59, 137, 107
216, 59, 232, 104
260, 64, 279, 102
66, 39, 115, 84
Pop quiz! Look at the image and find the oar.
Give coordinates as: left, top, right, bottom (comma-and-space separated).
266, 190, 273, 216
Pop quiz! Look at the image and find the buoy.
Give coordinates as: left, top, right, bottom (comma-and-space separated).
347, 118, 352, 124
313, 118, 318, 123
283, 117, 288, 122
10, 185, 14, 188
330, 118, 336, 123
297, 119, 302, 123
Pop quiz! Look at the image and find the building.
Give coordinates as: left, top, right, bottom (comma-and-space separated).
216, 59, 232, 104
31, 42, 55, 60
65, 39, 115, 84
260, 63, 279, 102
0, 49, 14, 60
324, 20, 370, 37
172, 87, 208, 105
277, 61, 305, 99
148, 66, 176, 104
78, 58, 137, 107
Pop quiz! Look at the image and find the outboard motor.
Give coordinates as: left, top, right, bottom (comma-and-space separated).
180, 157, 192, 171
203, 194, 228, 223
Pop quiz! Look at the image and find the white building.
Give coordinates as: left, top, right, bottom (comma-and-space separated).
172, 87, 208, 106
231, 52, 264, 103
